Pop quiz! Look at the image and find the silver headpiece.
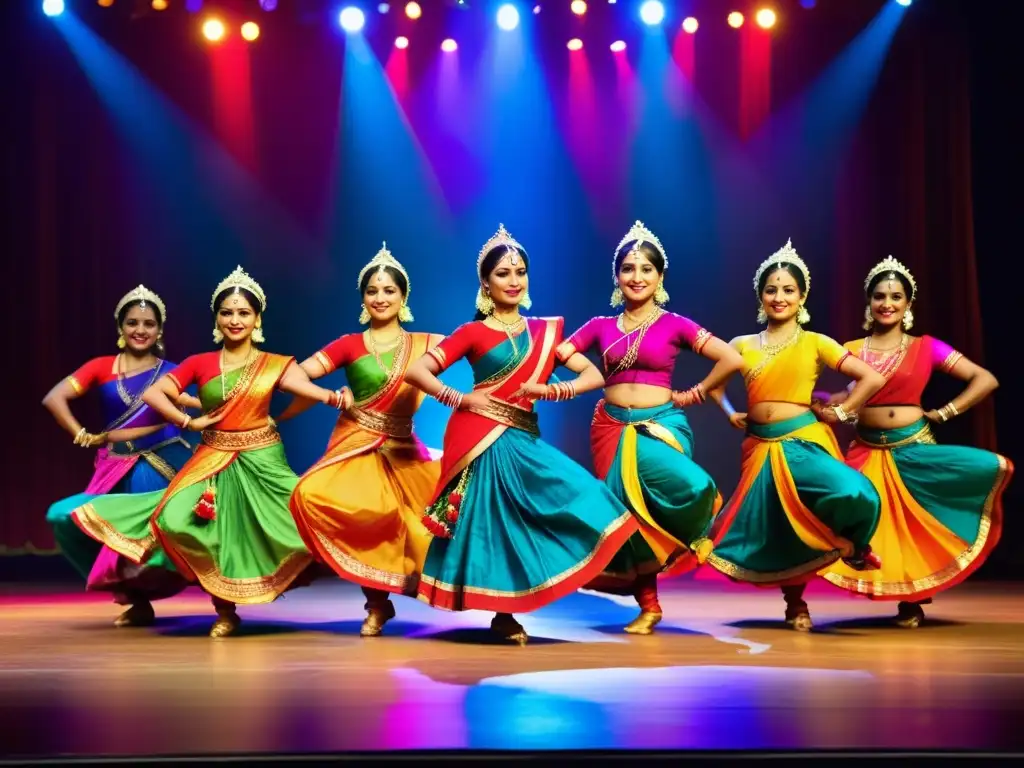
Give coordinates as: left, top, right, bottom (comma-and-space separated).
210, 265, 267, 311
477, 224, 525, 276
753, 239, 810, 296
864, 255, 916, 296
115, 284, 166, 323
613, 220, 667, 278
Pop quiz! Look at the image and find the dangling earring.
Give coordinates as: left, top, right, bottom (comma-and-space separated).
520, 291, 532, 311
359, 307, 371, 324
398, 303, 414, 323
902, 308, 914, 330
117, 335, 127, 349
797, 305, 811, 325
756, 306, 768, 324
654, 281, 670, 306
610, 287, 625, 308
212, 327, 224, 344
862, 306, 874, 331
251, 319, 265, 344
155, 333, 165, 355
475, 288, 495, 316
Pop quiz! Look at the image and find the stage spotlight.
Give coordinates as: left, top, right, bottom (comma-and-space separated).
241, 21, 260, 40
42, 0, 65, 16
378, 2, 390, 12
152, 0, 168, 10
895, 0, 911, 5
682, 16, 698, 33
202, 17, 226, 41
98, 0, 114, 7
533, 4, 541, 13
395, 35, 409, 48
799, 0, 816, 7
610, 40, 626, 52
570, 0, 586, 14
755, 8, 776, 28
727, 11, 744, 28
639, 1, 664, 26
405, 1, 421, 18
567, 38, 583, 51
441, 38, 458, 52
496, 3, 519, 30
339, 6, 365, 32
259, 0, 277, 9
186, 0, 204, 12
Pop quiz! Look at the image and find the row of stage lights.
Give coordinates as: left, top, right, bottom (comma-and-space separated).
42, 0, 916, 38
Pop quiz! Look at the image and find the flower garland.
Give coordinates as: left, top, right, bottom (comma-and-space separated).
421, 465, 473, 539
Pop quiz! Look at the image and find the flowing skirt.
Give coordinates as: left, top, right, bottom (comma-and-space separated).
291, 430, 438, 595
417, 427, 637, 612
73, 442, 313, 605
49, 439, 193, 603
587, 402, 721, 593
707, 411, 881, 587
821, 419, 1013, 601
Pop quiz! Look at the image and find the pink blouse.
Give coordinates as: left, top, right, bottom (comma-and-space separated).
561, 311, 714, 389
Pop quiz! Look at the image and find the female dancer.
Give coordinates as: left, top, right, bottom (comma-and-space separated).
705, 240, 886, 631
557, 221, 744, 634
816, 257, 1012, 627
286, 244, 441, 637
403, 224, 638, 645
69, 266, 343, 637
43, 286, 195, 627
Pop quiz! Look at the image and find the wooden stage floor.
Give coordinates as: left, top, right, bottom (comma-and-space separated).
1, 576, 1023, 759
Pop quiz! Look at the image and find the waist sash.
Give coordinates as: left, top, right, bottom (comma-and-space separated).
469, 399, 540, 437
201, 424, 280, 452
347, 405, 413, 439
856, 418, 935, 449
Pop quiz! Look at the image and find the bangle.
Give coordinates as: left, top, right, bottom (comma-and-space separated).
434, 385, 464, 410
181, 414, 192, 430
543, 381, 577, 402
73, 427, 87, 445
329, 389, 346, 410
831, 404, 855, 424
937, 402, 960, 422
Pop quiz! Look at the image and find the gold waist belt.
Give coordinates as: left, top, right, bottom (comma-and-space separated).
348, 406, 413, 439
856, 424, 936, 449
470, 399, 540, 437
107, 436, 190, 458
201, 424, 280, 452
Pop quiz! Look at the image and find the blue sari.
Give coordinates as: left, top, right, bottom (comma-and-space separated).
416, 318, 637, 612
46, 359, 193, 601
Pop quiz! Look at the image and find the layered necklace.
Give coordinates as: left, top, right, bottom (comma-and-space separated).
490, 313, 526, 356
219, 346, 256, 401
366, 328, 406, 376
608, 305, 663, 375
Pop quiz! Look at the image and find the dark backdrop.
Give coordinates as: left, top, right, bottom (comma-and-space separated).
1, 0, 1018, 578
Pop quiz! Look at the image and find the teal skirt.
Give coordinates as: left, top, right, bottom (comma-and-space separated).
47, 439, 193, 596
417, 427, 636, 612
708, 411, 881, 587
588, 402, 719, 593
822, 419, 1013, 600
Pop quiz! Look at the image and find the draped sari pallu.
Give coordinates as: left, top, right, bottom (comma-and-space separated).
586, 400, 721, 591
290, 332, 439, 595
417, 318, 638, 613
821, 422, 1012, 601
706, 411, 881, 587
148, 353, 314, 604
57, 360, 192, 599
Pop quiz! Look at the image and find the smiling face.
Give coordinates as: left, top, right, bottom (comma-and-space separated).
216, 290, 259, 344
363, 269, 404, 324
119, 303, 161, 354
483, 247, 529, 311
868, 273, 911, 330
760, 266, 804, 324
617, 243, 662, 305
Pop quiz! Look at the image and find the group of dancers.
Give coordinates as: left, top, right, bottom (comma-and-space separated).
42, 222, 1013, 644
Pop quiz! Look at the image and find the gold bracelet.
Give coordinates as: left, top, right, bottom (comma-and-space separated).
73, 427, 87, 445
181, 414, 192, 430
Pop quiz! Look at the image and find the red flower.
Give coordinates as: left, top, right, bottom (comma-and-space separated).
446, 505, 459, 525
194, 488, 216, 521
448, 492, 463, 507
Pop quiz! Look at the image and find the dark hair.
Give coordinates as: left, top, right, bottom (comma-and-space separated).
360, 266, 408, 296
212, 287, 263, 319
117, 299, 163, 328
614, 241, 665, 275
866, 270, 915, 301
474, 245, 530, 321
757, 262, 807, 295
